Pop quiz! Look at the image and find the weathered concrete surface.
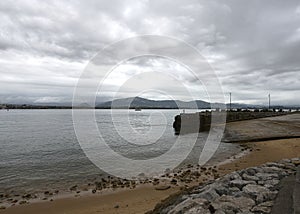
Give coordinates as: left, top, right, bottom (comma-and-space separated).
270, 174, 295, 214
271, 165, 300, 214
223, 113, 300, 143
293, 166, 300, 214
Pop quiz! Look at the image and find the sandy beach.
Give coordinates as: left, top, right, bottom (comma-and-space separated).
218, 138, 300, 174
1, 137, 299, 214
0, 185, 179, 214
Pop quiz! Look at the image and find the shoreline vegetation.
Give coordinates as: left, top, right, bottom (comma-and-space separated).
0, 114, 299, 214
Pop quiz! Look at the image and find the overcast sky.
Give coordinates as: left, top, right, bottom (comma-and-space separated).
0, 0, 299, 106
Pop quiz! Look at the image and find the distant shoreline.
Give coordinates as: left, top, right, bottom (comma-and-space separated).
1, 106, 299, 110
1, 96, 299, 110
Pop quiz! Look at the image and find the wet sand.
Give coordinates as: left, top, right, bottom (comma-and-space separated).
1, 138, 299, 214
218, 138, 300, 174
0, 185, 179, 214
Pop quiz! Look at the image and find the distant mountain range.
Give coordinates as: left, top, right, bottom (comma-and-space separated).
1, 97, 299, 109
95, 96, 295, 109
97, 96, 211, 109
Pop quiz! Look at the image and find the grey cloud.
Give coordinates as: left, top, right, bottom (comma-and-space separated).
0, 0, 299, 105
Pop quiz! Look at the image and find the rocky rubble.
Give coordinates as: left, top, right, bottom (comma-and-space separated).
149, 158, 300, 214
0, 163, 222, 209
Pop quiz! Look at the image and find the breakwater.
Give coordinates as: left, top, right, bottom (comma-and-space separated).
173, 111, 290, 134
148, 158, 300, 214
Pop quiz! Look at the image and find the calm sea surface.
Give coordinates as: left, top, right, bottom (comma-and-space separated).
0, 109, 238, 193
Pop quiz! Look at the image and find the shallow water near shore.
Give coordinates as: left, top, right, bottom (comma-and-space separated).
0, 109, 240, 194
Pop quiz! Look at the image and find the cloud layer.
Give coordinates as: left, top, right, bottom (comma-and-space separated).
0, 0, 299, 105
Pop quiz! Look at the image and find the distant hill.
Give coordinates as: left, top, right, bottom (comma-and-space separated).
96, 97, 210, 109
96, 96, 264, 109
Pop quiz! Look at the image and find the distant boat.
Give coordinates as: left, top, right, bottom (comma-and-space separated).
135, 107, 142, 111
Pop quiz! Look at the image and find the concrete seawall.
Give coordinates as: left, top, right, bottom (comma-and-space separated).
173, 111, 290, 135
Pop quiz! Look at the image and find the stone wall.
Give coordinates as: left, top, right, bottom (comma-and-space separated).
173, 111, 290, 134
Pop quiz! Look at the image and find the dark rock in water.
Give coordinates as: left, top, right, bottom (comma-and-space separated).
138, 173, 146, 177
153, 178, 159, 186
114, 204, 119, 208
19, 200, 28, 205
22, 193, 31, 199
95, 181, 102, 190
201, 167, 207, 171
70, 185, 78, 191
92, 189, 96, 194
170, 179, 177, 185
